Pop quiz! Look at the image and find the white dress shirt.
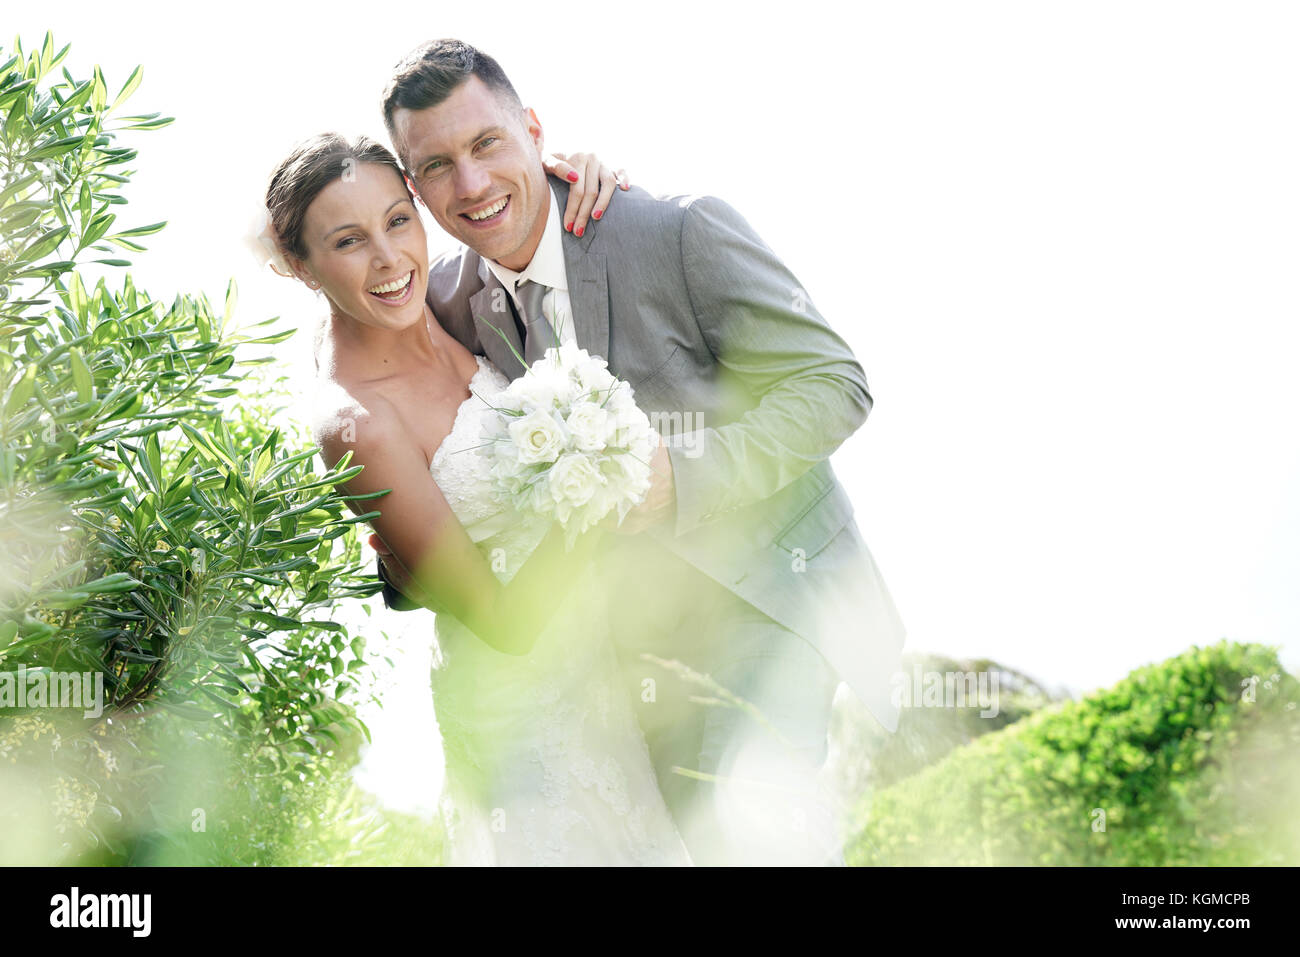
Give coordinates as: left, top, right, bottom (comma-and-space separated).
480, 185, 576, 347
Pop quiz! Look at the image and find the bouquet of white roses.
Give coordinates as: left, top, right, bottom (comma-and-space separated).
478, 342, 659, 548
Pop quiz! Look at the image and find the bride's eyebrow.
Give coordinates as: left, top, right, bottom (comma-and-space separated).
325, 198, 412, 238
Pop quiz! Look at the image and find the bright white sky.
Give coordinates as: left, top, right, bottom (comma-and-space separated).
15, 1, 1300, 813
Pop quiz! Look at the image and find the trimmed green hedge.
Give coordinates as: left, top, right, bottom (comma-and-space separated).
848, 640, 1300, 865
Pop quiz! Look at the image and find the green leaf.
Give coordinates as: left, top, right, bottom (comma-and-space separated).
252, 447, 272, 485
90, 66, 107, 112
223, 278, 238, 330
107, 220, 166, 239
0, 171, 40, 206
18, 224, 70, 262
92, 318, 123, 345
78, 211, 115, 250
22, 133, 85, 161
104, 390, 143, 421
79, 573, 142, 594
241, 328, 297, 346
4, 365, 37, 415
109, 64, 142, 113
69, 346, 93, 402
144, 431, 163, 491
179, 422, 236, 469
122, 115, 173, 131
67, 271, 88, 319
39, 32, 54, 75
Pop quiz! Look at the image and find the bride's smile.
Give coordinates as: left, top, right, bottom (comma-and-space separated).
366, 269, 415, 305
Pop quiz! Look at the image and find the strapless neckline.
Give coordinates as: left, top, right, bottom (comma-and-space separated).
431, 354, 501, 474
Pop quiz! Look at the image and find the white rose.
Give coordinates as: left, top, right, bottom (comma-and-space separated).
604, 449, 652, 501
566, 403, 610, 452
518, 360, 576, 412
489, 387, 525, 417
549, 452, 605, 513
602, 382, 638, 419
509, 409, 567, 465
574, 352, 615, 396
523, 474, 553, 515
607, 401, 653, 450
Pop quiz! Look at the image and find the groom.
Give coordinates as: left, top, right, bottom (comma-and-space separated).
376, 39, 905, 865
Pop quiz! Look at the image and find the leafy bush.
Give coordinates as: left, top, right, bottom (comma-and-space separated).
847, 640, 1300, 865
0, 34, 388, 863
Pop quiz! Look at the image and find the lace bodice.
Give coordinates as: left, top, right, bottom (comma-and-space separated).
425, 354, 690, 866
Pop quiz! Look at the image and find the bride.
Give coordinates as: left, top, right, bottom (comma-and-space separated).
259, 132, 691, 866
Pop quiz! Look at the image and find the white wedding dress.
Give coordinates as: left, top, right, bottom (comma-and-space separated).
427, 355, 691, 866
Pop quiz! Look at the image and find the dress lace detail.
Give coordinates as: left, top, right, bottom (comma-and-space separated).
428, 355, 690, 866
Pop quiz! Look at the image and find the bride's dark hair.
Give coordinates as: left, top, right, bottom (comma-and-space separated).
265, 133, 405, 262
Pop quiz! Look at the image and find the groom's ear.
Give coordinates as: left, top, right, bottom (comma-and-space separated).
522, 106, 545, 155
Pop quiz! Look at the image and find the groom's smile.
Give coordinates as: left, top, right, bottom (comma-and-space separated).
391, 75, 549, 272
460, 194, 510, 227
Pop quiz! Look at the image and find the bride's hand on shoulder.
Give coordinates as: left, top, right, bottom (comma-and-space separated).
541, 152, 630, 238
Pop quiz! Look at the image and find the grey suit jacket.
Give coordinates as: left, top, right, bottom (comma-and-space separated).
399, 175, 906, 732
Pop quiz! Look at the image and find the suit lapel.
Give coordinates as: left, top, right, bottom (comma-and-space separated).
566, 247, 610, 361
469, 257, 526, 380
550, 176, 611, 360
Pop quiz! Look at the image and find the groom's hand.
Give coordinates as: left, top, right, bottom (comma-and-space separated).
611, 435, 675, 535
370, 533, 412, 594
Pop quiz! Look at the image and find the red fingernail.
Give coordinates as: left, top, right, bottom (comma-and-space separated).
567, 171, 579, 182
593, 208, 603, 220
575, 225, 584, 238
565, 221, 573, 232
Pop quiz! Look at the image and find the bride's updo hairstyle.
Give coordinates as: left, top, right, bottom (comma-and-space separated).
264, 133, 405, 264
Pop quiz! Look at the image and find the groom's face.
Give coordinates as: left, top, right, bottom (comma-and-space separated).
393, 77, 549, 272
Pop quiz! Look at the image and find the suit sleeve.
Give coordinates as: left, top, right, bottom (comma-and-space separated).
666, 195, 872, 535
377, 555, 423, 613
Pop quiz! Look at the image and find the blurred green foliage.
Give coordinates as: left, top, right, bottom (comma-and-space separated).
847, 640, 1300, 865
0, 33, 404, 863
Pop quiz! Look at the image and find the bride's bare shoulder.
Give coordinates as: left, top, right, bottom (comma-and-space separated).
310, 376, 405, 469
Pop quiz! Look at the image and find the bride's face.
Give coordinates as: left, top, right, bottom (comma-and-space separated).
295, 162, 427, 331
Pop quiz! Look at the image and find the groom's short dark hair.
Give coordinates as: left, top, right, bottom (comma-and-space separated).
382, 39, 522, 161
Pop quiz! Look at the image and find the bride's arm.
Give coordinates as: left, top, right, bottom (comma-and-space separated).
317, 399, 601, 656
